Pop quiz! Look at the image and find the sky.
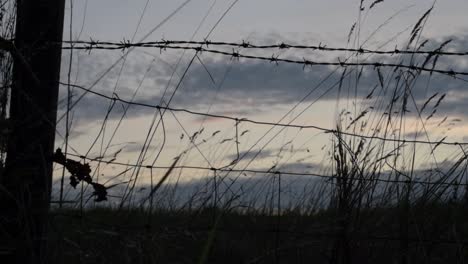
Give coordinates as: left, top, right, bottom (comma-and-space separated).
53, 0, 468, 204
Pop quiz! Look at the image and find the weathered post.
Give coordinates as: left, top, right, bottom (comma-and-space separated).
0, 0, 65, 263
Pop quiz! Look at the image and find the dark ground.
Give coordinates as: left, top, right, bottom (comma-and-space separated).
47, 203, 468, 264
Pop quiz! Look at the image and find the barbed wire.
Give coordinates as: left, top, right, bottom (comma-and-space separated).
60, 43, 468, 78
64, 152, 468, 187
60, 82, 468, 147
60, 39, 468, 56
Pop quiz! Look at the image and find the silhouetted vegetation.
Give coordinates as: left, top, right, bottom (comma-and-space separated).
3, 1, 468, 263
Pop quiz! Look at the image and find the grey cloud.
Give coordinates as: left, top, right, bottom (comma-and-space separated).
225, 149, 276, 161
124, 143, 160, 154
58, 32, 468, 125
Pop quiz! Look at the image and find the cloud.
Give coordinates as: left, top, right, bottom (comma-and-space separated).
124, 143, 160, 154
58, 32, 468, 127
225, 149, 276, 161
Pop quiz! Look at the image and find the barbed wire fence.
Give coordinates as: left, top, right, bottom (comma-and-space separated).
13, 1, 466, 261
2, 2, 461, 261
52, 38, 468, 208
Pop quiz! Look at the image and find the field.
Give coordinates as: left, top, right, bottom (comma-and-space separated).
48, 200, 468, 264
